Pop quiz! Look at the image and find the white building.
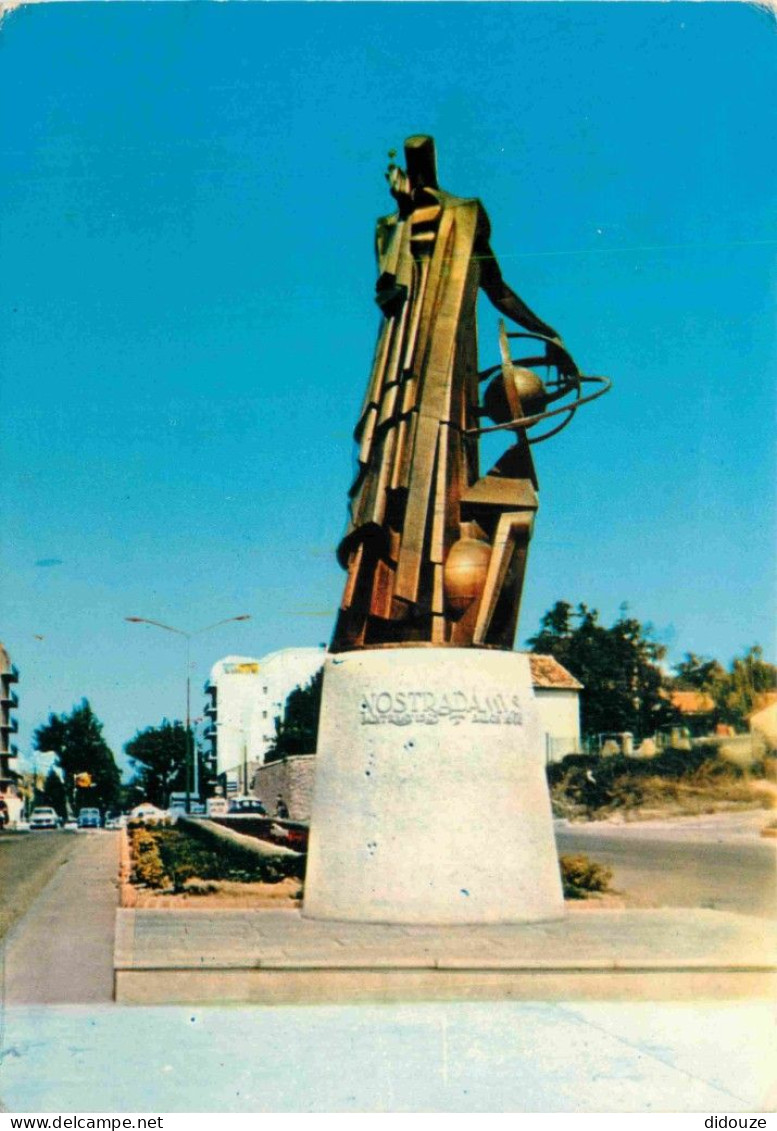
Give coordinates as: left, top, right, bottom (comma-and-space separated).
527, 654, 584, 763
204, 647, 326, 783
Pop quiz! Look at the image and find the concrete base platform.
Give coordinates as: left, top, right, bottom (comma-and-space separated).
114, 906, 777, 1004
305, 649, 563, 924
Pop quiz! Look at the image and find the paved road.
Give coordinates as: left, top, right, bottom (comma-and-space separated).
1, 831, 119, 1004
0, 831, 77, 940
556, 821, 777, 919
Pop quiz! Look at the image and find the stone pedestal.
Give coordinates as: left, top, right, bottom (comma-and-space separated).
303, 649, 564, 924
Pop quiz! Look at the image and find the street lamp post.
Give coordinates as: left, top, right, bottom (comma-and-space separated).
125, 614, 251, 813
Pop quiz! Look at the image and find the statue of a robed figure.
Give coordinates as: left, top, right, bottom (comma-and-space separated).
332, 135, 607, 653
305, 136, 609, 925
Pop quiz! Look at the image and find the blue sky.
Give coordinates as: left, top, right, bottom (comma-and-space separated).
1, 2, 775, 766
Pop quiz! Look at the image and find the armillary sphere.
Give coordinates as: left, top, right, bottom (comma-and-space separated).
471, 320, 611, 445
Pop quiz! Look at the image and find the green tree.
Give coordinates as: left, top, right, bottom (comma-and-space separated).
265, 669, 323, 762
713, 645, 777, 730
672, 653, 726, 693
670, 647, 776, 731
33, 699, 122, 814
527, 601, 676, 740
124, 720, 191, 808
36, 767, 68, 820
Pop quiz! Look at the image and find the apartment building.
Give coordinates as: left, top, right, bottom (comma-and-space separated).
0, 642, 22, 826
203, 646, 326, 784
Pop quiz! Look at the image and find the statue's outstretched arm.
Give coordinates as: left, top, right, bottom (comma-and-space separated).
478, 240, 558, 340
477, 232, 579, 377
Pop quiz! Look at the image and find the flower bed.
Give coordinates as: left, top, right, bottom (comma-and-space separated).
124, 819, 303, 905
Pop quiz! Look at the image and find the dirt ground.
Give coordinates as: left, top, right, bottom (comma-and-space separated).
123, 876, 302, 909
121, 855, 302, 909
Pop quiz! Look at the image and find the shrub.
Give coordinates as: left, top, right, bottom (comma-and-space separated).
130, 827, 169, 889
559, 853, 613, 899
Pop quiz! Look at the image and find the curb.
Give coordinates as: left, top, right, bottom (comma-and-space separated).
118, 827, 137, 908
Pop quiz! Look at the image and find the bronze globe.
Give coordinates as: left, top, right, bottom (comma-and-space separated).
443, 537, 492, 612
484, 366, 548, 424
510, 366, 548, 414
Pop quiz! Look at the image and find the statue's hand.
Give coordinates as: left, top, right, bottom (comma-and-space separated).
386, 165, 410, 199
547, 337, 579, 378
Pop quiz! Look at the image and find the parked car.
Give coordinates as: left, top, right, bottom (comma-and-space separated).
128, 803, 169, 824
77, 807, 102, 829
105, 814, 127, 830
228, 796, 267, 816
29, 807, 61, 830
64, 818, 79, 831
206, 796, 228, 817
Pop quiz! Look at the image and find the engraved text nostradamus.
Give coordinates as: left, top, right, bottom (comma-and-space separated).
360, 690, 524, 727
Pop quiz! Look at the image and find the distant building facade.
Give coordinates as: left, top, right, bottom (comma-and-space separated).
528, 654, 584, 763
0, 642, 22, 826
203, 647, 326, 785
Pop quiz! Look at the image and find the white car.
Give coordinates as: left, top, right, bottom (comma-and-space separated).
29, 807, 61, 830
129, 803, 168, 824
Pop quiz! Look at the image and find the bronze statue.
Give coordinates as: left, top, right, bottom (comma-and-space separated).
331, 135, 609, 652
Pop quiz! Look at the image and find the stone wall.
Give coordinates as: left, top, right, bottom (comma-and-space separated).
250, 755, 316, 820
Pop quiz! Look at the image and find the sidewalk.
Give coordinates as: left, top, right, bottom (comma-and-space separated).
2, 832, 119, 1004
1, 1000, 775, 1111
114, 903, 777, 1004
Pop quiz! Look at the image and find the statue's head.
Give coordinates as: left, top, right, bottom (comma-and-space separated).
404, 135, 439, 192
